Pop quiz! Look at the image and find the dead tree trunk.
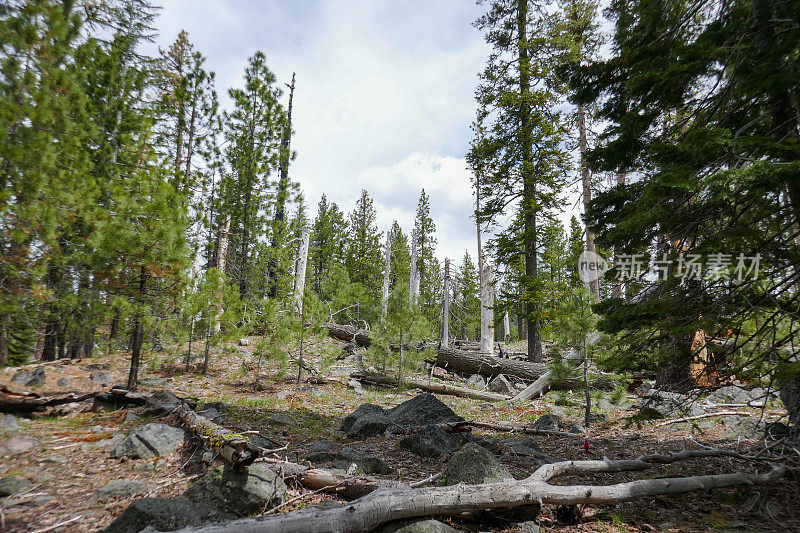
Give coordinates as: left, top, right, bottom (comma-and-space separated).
409, 230, 419, 306
0, 385, 95, 414
325, 323, 371, 347
381, 229, 392, 320
578, 104, 600, 300
213, 214, 231, 335
436, 347, 547, 381
175, 455, 785, 533
126, 265, 148, 390
442, 258, 450, 347
351, 372, 510, 402
480, 264, 495, 355
612, 172, 626, 299
293, 226, 311, 314
176, 403, 260, 468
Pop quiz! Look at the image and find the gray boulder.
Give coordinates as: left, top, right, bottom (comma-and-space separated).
724, 416, 767, 440
145, 389, 182, 415
707, 386, 750, 405
57, 377, 69, 387
139, 377, 169, 387
446, 442, 512, 485
398, 426, 461, 458
531, 414, 561, 432
0, 476, 31, 496
197, 401, 229, 424
103, 497, 233, 533
466, 374, 486, 390
341, 403, 391, 438
111, 423, 187, 459
1, 413, 20, 431
90, 371, 111, 385
568, 424, 586, 434
498, 437, 546, 459
377, 518, 460, 532
11, 366, 45, 387
338, 447, 391, 474
636, 389, 698, 419
184, 464, 287, 516
90, 480, 156, 503
386, 393, 463, 428
2, 435, 40, 455
488, 375, 514, 395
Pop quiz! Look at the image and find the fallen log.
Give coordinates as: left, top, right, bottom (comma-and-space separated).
92, 387, 149, 411
433, 348, 617, 392
175, 403, 260, 468
351, 372, 511, 402
443, 419, 586, 440
0, 385, 96, 413
324, 323, 371, 347
260, 458, 409, 500
174, 453, 786, 533
513, 371, 553, 401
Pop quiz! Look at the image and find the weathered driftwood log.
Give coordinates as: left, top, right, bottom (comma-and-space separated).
350, 372, 511, 402
261, 458, 409, 500
434, 348, 617, 392
176, 403, 260, 468
435, 347, 548, 381
174, 453, 786, 533
325, 323, 371, 347
0, 385, 96, 413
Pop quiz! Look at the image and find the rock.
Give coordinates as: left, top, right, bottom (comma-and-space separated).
724, 416, 767, 440
145, 389, 181, 415
596, 399, 616, 411
184, 463, 287, 516
338, 447, 391, 474
778, 373, 800, 430
111, 423, 187, 459
11, 366, 45, 387
1, 435, 40, 455
275, 390, 291, 400
50, 400, 91, 416
520, 522, 541, 533
386, 394, 463, 428
498, 437, 546, 458
198, 401, 229, 424
247, 434, 280, 450
103, 497, 234, 533
636, 389, 694, 419
568, 424, 585, 434
83, 363, 109, 371
398, 426, 461, 458
1, 413, 20, 431
341, 403, 391, 438
348, 379, 367, 395
342, 341, 357, 356
707, 385, 750, 405
57, 377, 69, 387
90, 371, 111, 385
266, 412, 293, 426
124, 412, 139, 423
238, 338, 250, 346
0, 476, 31, 496
465, 374, 486, 390
749, 387, 766, 401
139, 377, 169, 387
488, 374, 514, 394
633, 381, 653, 396
377, 518, 460, 532
446, 442, 512, 485
532, 414, 561, 432
90, 480, 156, 503
306, 439, 340, 462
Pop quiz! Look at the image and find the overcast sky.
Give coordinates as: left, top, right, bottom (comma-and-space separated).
154, 0, 580, 264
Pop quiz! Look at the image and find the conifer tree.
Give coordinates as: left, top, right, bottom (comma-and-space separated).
413, 190, 440, 321
344, 190, 383, 322
468, 0, 570, 362
309, 195, 348, 295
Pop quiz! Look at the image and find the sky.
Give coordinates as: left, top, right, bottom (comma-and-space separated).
153, 0, 582, 265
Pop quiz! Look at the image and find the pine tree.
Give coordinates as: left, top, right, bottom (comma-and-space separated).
453, 252, 481, 341
344, 190, 383, 323
308, 195, 348, 294
468, 0, 570, 362
573, 0, 800, 394
221, 51, 284, 299
413, 190, 440, 321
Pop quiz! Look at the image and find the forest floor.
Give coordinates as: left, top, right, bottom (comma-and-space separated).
1, 335, 799, 533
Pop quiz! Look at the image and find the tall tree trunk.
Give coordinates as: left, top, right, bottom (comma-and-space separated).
0, 314, 9, 365
612, 172, 626, 299
409, 230, 418, 306
578, 104, 600, 300
442, 258, 450, 347
41, 320, 58, 362
109, 306, 120, 342
126, 266, 148, 390
517, 0, 543, 363
294, 226, 311, 314
480, 264, 495, 354
267, 73, 296, 298
214, 214, 231, 335
381, 230, 392, 320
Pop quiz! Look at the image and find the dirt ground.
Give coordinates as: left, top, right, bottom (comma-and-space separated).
1, 336, 798, 533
